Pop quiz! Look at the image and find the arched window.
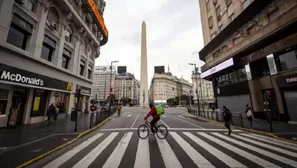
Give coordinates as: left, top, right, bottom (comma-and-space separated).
47, 7, 59, 30
65, 24, 73, 43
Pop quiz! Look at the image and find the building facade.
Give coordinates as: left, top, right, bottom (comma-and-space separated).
191, 72, 214, 105
199, 0, 297, 122
115, 73, 140, 105
149, 73, 192, 103
0, 0, 108, 127
92, 65, 116, 101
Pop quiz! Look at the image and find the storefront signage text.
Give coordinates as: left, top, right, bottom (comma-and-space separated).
1, 71, 44, 86
286, 77, 297, 83
201, 58, 234, 78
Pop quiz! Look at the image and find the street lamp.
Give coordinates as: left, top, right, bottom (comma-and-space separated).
109, 60, 119, 112
189, 63, 201, 112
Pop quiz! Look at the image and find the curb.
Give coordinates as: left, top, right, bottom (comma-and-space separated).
189, 113, 297, 144
16, 116, 112, 168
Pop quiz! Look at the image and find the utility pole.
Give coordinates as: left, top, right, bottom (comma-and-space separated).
109, 61, 118, 112
189, 63, 200, 112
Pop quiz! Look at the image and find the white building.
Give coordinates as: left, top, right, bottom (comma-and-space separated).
92, 65, 116, 101
149, 73, 192, 103
191, 72, 215, 105
0, 0, 108, 127
115, 73, 140, 105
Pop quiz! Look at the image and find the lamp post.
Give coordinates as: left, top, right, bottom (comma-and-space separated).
109, 60, 118, 112
189, 63, 201, 112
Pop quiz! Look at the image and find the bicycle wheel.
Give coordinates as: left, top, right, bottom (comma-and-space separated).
156, 124, 168, 139
137, 124, 150, 139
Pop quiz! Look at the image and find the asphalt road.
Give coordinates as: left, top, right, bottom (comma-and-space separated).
25, 107, 297, 168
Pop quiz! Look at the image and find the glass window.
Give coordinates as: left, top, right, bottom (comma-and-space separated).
62, 55, 70, 69
7, 25, 28, 50
88, 69, 92, 79
238, 68, 247, 81
278, 50, 297, 71
80, 64, 84, 76
31, 89, 48, 117
26, 0, 35, 12
41, 43, 54, 61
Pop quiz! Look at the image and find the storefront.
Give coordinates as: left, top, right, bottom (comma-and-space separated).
75, 85, 92, 113
276, 73, 297, 122
0, 63, 73, 127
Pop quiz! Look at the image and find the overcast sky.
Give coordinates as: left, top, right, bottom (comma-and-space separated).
95, 0, 205, 83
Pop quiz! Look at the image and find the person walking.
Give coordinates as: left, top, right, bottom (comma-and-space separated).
223, 106, 232, 135
46, 103, 56, 127
245, 104, 253, 128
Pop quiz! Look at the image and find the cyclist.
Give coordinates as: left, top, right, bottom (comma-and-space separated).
144, 103, 160, 134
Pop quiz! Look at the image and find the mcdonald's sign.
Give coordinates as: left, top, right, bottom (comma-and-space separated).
66, 82, 73, 91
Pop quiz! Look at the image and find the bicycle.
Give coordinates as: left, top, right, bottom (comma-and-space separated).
137, 120, 168, 139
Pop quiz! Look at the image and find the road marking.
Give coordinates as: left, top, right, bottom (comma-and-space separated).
131, 113, 140, 128
30, 148, 43, 153
199, 132, 280, 168
240, 133, 297, 151
73, 132, 118, 168
134, 132, 150, 168
62, 138, 68, 141
43, 133, 104, 168
162, 115, 167, 118
249, 133, 297, 148
178, 115, 185, 119
184, 132, 246, 168
170, 132, 214, 168
156, 135, 183, 168
160, 119, 170, 128
213, 133, 297, 167
127, 114, 132, 118
172, 115, 203, 128
0, 147, 7, 150
99, 128, 243, 131
231, 134, 297, 158
102, 132, 133, 168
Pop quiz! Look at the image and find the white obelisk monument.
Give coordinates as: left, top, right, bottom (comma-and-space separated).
140, 21, 149, 108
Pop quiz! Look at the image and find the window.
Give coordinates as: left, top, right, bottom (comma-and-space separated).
62, 49, 71, 69
65, 24, 73, 43
0, 89, 9, 115
26, 0, 35, 12
31, 89, 49, 117
80, 60, 85, 76
216, 6, 221, 20
41, 36, 56, 62
277, 50, 297, 71
62, 55, 70, 69
7, 15, 32, 50
208, 16, 213, 29
238, 68, 247, 81
226, 0, 232, 6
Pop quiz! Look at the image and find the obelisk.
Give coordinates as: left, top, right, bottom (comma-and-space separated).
140, 21, 149, 108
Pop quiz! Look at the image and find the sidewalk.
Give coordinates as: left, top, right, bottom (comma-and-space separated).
0, 112, 90, 147
187, 109, 297, 141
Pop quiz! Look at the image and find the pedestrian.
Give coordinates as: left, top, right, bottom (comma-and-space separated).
46, 103, 56, 127
223, 106, 232, 135
245, 104, 253, 128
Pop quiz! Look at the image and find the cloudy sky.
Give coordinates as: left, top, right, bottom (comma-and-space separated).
95, 0, 205, 83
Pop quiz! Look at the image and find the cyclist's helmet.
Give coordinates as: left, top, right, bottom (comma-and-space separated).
149, 103, 154, 108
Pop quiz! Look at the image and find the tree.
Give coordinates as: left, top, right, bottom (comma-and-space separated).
167, 98, 175, 106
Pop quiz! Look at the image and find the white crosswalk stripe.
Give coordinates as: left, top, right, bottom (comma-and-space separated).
198, 132, 280, 168
231, 134, 297, 158
213, 133, 297, 167
156, 134, 183, 168
239, 133, 297, 151
134, 132, 150, 168
73, 132, 118, 168
43, 133, 104, 168
41, 131, 297, 168
183, 132, 247, 168
243, 133, 297, 148
170, 132, 215, 168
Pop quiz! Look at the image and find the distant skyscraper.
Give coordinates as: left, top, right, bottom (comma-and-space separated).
140, 21, 149, 108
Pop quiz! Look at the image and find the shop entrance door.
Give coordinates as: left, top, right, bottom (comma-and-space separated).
10, 88, 27, 124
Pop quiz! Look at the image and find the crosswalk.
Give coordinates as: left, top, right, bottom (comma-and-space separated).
43, 131, 297, 168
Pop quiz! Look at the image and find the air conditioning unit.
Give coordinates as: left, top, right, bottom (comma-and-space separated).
15, 0, 24, 5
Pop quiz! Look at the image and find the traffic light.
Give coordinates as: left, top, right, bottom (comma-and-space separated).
265, 90, 272, 99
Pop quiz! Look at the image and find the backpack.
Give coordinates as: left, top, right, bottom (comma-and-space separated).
246, 109, 252, 117
156, 104, 165, 116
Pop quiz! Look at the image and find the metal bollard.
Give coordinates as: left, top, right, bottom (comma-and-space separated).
240, 113, 244, 128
